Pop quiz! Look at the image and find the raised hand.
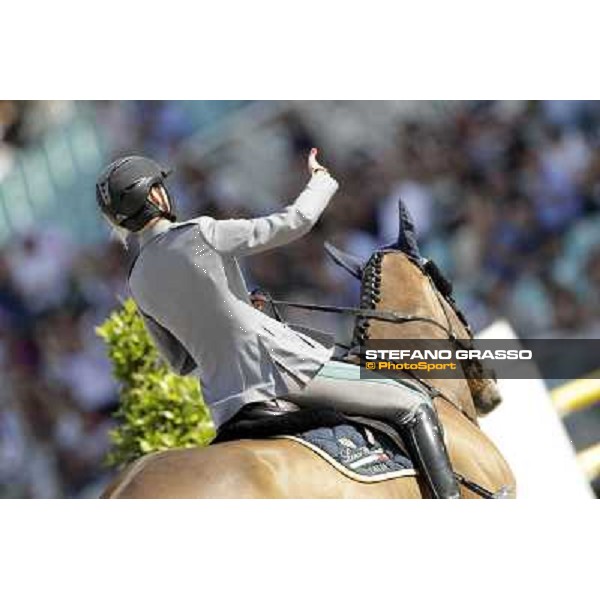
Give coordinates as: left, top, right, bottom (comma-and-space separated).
307, 148, 329, 176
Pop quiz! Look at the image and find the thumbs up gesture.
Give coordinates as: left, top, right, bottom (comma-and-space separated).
307, 148, 330, 176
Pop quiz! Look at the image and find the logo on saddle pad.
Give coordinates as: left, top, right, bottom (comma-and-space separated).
285, 425, 415, 483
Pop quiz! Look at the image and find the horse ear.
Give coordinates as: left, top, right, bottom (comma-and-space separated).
386, 196, 421, 260
324, 241, 364, 280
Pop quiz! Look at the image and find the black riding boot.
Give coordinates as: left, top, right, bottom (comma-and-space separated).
402, 404, 460, 499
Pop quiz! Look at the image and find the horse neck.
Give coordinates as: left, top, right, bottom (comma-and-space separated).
357, 252, 477, 421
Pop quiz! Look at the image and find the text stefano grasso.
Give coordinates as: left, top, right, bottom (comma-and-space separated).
364, 349, 533, 361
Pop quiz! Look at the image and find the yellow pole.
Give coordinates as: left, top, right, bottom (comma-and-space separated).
550, 372, 600, 416
578, 443, 600, 482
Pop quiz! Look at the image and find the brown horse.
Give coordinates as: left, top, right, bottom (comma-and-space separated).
102, 249, 515, 499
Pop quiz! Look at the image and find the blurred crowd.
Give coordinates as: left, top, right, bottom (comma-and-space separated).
0, 231, 128, 497
0, 101, 75, 181
1, 100, 600, 497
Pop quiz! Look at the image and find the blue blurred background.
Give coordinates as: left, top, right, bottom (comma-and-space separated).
1, 100, 599, 497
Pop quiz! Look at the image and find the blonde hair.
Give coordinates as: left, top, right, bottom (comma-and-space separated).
102, 214, 131, 249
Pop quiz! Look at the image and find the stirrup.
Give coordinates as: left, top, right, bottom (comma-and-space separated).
401, 404, 460, 499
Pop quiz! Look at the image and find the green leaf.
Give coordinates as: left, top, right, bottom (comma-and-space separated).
97, 298, 214, 467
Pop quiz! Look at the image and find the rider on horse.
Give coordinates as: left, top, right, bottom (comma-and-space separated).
96, 151, 460, 498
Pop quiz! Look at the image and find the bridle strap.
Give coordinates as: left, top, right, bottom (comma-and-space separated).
268, 297, 471, 347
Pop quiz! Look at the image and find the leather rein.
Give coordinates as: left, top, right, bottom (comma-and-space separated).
268, 297, 471, 348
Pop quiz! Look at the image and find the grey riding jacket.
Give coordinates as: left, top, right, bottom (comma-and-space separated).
128, 171, 339, 428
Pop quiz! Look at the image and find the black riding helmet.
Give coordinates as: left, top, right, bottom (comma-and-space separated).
96, 155, 176, 232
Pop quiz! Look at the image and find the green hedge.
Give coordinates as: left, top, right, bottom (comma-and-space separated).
96, 298, 214, 468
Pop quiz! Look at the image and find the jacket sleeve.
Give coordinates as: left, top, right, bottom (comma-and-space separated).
195, 170, 339, 256
139, 310, 197, 376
